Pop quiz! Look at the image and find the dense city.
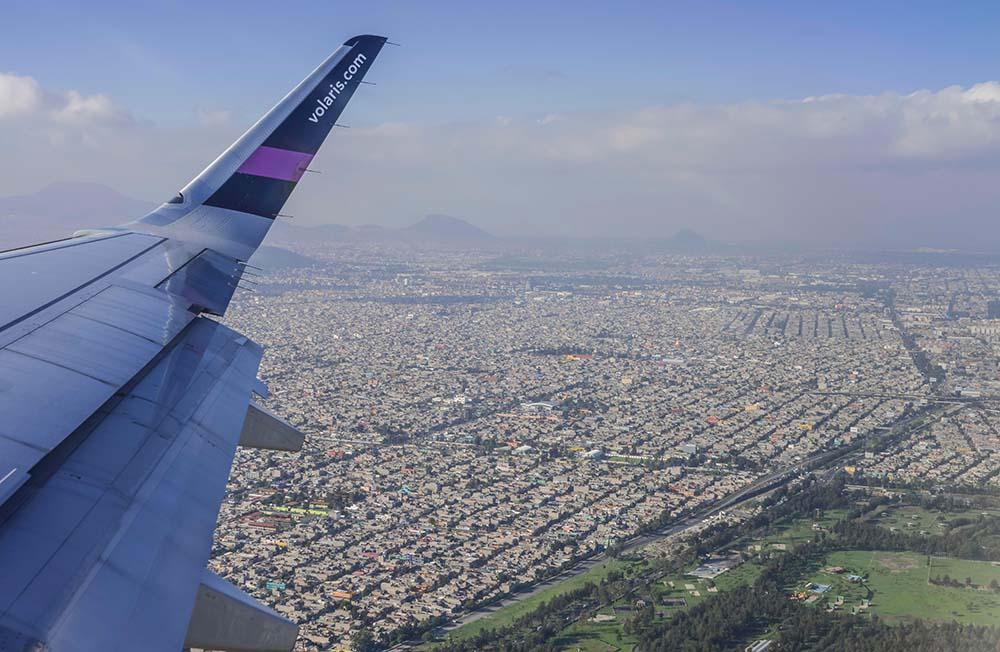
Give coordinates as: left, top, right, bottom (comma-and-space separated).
210, 239, 1000, 650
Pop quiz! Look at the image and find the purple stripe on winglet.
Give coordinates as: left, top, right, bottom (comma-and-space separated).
237, 146, 313, 182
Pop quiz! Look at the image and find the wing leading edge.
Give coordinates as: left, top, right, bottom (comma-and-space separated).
0, 34, 388, 652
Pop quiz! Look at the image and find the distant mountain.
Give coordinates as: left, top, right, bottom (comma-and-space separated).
0, 181, 154, 224
402, 214, 493, 242
663, 228, 710, 251
248, 245, 318, 270
0, 182, 156, 249
0, 183, 495, 252
307, 223, 357, 239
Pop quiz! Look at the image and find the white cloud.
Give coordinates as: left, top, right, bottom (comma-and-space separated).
891, 82, 1000, 158
299, 81, 1000, 246
195, 107, 233, 127
4, 75, 1000, 248
51, 90, 128, 125
0, 72, 130, 126
0, 73, 41, 118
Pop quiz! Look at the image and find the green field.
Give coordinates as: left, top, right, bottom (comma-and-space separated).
430, 502, 1000, 650
649, 559, 759, 607
432, 549, 764, 649
805, 550, 1000, 626
866, 505, 947, 535
429, 558, 642, 646
554, 608, 639, 652
540, 510, 845, 651
729, 508, 849, 555
551, 559, 764, 652
550, 506, 1000, 651
864, 504, 1000, 535
761, 508, 849, 546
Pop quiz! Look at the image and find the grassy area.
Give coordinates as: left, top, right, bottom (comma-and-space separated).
554, 608, 639, 652
434, 541, 767, 649
547, 504, 1000, 650
713, 559, 763, 591
430, 502, 1000, 650
552, 558, 764, 652
429, 558, 641, 646
865, 503, 1000, 537
724, 508, 849, 557
868, 505, 945, 535
545, 510, 844, 652
931, 555, 1000, 587
758, 508, 849, 548
803, 550, 1000, 626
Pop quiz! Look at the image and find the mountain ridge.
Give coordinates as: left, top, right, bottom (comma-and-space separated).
0, 182, 495, 249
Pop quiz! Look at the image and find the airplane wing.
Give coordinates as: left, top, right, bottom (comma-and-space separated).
0, 34, 388, 652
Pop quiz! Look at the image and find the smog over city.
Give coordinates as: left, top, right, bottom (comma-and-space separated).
4, 3, 1000, 652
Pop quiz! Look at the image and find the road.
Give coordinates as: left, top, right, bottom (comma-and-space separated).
411, 405, 940, 648
430, 443, 842, 639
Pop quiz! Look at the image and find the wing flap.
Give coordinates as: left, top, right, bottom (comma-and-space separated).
239, 399, 306, 452
0, 318, 262, 651
185, 570, 299, 652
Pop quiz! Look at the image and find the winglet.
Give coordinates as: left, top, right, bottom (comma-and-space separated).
132, 35, 388, 260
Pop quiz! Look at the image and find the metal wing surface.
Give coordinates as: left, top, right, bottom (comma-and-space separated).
0, 34, 388, 652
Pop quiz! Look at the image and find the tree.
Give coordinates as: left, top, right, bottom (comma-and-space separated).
350, 630, 377, 652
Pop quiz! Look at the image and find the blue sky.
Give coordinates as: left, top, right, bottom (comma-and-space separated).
4, 1, 1000, 247
5, 1, 1000, 126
